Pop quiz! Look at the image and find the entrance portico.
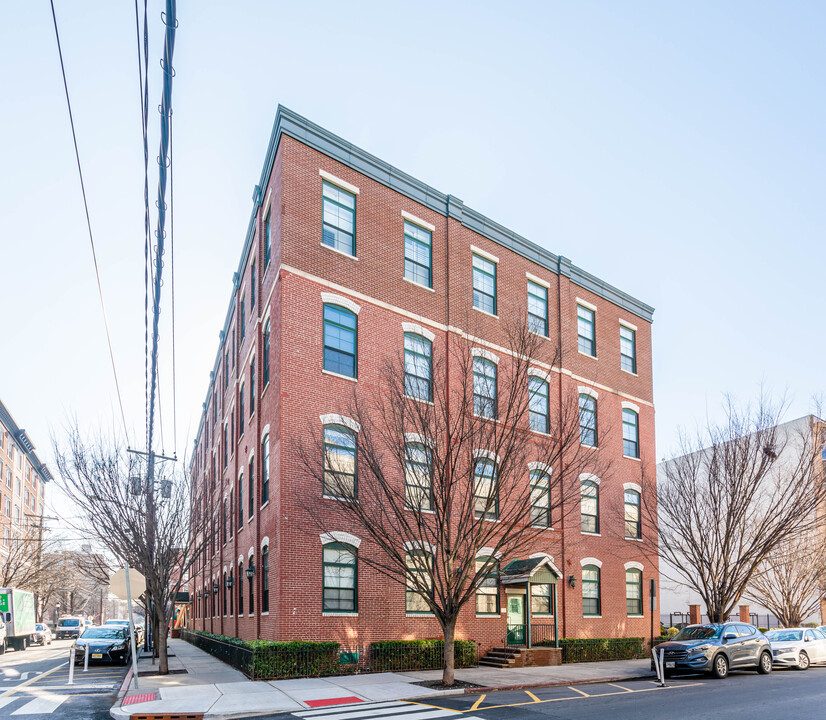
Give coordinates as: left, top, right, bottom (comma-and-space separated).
500, 555, 561, 648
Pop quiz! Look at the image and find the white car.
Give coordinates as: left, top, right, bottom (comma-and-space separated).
765, 628, 826, 670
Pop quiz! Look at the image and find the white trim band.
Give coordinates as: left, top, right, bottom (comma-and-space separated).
623, 482, 643, 493
402, 210, 435, 232
579, 473, 601, 485
471, 347, 499, 364
580, 557, 603, 568
578, 386, 599, 399
319, 414, 361, 433
576, 297, 598, 312
621, 401, 641, 413
321, 292, 361, 315
470, 245, 499, 264
624, 561, 644, 571
402, 322, 436, 342
473, 449, 501, 464
526, 272, 551, 289
320, 531, 362, 548
320, 169, 360, 195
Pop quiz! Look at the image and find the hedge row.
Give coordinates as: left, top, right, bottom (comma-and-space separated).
536, 637, 648, 663
370, 639, 477, 671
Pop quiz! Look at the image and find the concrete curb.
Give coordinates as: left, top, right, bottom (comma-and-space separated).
116, 667, 133, 699
462, 671, 657, 693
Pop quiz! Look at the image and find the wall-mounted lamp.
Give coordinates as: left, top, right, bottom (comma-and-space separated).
246, 563, 255, 581
567, 575, 577, 589
213, 581, 220, 595
225, 576, 234, 589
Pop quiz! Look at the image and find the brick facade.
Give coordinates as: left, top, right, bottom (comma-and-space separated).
189, 108, 658, 653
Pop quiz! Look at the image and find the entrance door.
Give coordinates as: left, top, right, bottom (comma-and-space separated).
506, 594, 525, 645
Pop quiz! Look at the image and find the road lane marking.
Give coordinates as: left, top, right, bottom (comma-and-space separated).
11, 693, 68, 715
568, 686, 590, 697
470, 694, 486, 710
524, 691, 540, 702
0, 662, 68, 698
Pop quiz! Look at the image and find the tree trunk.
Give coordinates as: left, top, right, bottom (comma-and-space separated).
441, 618, 456, 687
157, 609, 169, 675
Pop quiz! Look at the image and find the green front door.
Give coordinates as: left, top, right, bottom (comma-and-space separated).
507, 594, 525, 645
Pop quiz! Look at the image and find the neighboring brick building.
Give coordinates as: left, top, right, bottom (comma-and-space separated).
189, 107, 657, 652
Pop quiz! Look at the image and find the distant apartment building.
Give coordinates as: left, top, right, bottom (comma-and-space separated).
0, 398, 51, 578
189, 107, 658, 652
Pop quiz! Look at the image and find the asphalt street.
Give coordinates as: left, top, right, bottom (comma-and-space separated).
0, 638, 127, 719
256, 665, 826, 720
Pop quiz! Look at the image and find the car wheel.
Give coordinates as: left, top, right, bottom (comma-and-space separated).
712, 653, 729, 679
797, 652, 810, 671
757, 651, 772, 674
0, 639, 6, 655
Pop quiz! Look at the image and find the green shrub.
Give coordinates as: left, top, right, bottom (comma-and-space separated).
757, 627, 768, 633
370, 639, 476, 671
650, 635, 669, 648
667, 626, 679, 638
553, 637, 647, 663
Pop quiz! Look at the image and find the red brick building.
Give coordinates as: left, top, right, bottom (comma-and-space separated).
189, 107, 657, 652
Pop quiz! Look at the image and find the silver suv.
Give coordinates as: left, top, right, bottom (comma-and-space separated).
653, 623, 772, 679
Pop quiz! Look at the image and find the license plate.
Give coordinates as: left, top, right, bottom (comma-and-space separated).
91, 653, 103, 659
665, 662, 675, 668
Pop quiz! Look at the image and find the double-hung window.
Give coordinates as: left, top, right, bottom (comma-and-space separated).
577, 304, 596, 356
248, 459, 255, 518
322, 181, 356, 255
249, 361, 255, 417
473, 358, 497, 419
323, 543, 357, 613
323, 425, 357, 499
527, 280, 548, 336
582, 565, 601, 616
531, 583, 554, 616
475, 557, 499, 615
473, 458, 498, 520
237, 474, 243, 530
240, 298, 246, 341
623, 409, 640, 458
404, 221, 432, 287
405, 550, 433, 614
624, 489, 641, 539
579, 394, 598, 447
626, 568, 642, 616
581, 480, 599, 533
620, 324, 636, 373
264, 210, 271, 267
472, 254, 497, 315
323, 305, 357, 378
529, 376, 550, 434
261, 434, 270, 505
262, 321, 270, 387
530, 469, 551, 528
404, 442, 432, 511
404, 333, 432, 401
261, 546, 269, 613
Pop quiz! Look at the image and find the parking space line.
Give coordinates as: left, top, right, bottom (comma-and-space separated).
469, 695, 486, 711
0, 663, 68, 699
568, 686, 590, 697
524, 691, 540, 702
607, 683, 633, 692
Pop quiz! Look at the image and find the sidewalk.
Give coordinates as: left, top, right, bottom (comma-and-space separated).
110, 638, 654, 719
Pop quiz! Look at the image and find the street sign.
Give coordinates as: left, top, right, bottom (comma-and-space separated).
109, 568, 146, 601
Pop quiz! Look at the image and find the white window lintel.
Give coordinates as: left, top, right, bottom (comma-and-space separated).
320, 169, 360, 195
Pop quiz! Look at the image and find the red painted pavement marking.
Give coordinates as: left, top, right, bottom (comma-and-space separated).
122, 693, 157, 705
305, 697, 364, 708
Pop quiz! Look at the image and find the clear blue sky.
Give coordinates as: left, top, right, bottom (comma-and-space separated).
1, 0, 824, 491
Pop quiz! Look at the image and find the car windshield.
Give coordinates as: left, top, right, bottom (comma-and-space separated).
59, 619, 79, 627
81, 628, 124, 639
105, 620, 128, 626
672, 626, 722, 641
35, 624, 45, 631
766, 630, 803, 642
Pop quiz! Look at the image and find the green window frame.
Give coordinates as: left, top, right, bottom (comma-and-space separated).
579, 394, 598, 447
261, 434, 270, 505
322, 181, 356, 255
581, 479, 599, 534
473, 458, 498, 520
322, 542, 357, 613
405, 549, 433, 614
530, 469, 551, 528
404, 333, 432, 402
249, 360, 255, 417
238, 391, 244, 439
240, 297, 246, 341
531, 583, 554, 616
475, 557, 500, 615
623, 409, 640, 458
250, 259, 255, 308
261, 545, 270, 613
264, 209, 271, 267
472, 254, 497, 315
237, 561, 244, 614
527, 280, 548, 336
404, 442, 432, 511
582, 565, 601, 616
473, 357, 497, 419
248, 459, 254, 518
323, 304, 357, 378
237, 473, 243, 530
626, 568, 642, 616
529, 376, 550, 434
262, 321, 270, 387
620, 325, 636, 374
624, 489, 641, 539
404, 220, 432, 288
323, 424, 357, 499
248, 557, 254, 614
577, 305, 596, 356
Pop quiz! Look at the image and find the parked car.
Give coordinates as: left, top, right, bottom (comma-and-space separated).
73, 626, 130, 665
104, 619, 143, 646
55, 616, 84, 640
31, 624, 52, 646
653, 623, 773, 679
765, 628, 826, 670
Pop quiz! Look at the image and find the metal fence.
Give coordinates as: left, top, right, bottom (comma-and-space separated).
559, 638, 647, 664
503, 624, 556, 647
181, 630, 478, 680
661, 612, 782, 631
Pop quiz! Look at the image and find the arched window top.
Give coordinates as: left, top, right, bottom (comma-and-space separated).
248, 546, 255, 559
404, 433, 434, 448
580, 557, 603, 568
471, 347, 499, 365
579, 473, 601, 485
261, 424, 271, 442
624, 561, 644, 571
260, 536, 270, 550
404, 540, 436, 554
528, 461, 552, 474
578, 386, 599, 399
238, 554, 245, 565
321, 293, 361, 315
621, 402, 640, 414
402, 323, 435, 343
473, 448, 501, 464
320, 414, 361, 433
528, 367, 551, 383
475, 546, 503, 559
623, 482, 642, 493
320, 531, 362, 548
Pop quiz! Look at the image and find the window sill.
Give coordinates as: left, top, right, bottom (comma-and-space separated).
623, 455, 642, 462
406, 507, 435, 514
403, 276, 435, 293
628, 614, 644, 618
260, 611, 269, 616
578, 350, 597, 360
626, 537, 643, 543
581, 531, 601, 537
404, 394, 434, 406
261, 381, 270, 403
322, 369, 358, 383
248, 516, 254, 524
531, 524, 554, 531
475, 614, 500, 619
320, 242, 358, 261
529, 330, 549, 339
472, 306, 498, 319
580, 443, 598, 450
406, 613, 435, 617
323, 494, 357, 503
621, 368, 639, 377
323, 612, 358, 617
584, 615, 602, 619
260, 501, 269, 511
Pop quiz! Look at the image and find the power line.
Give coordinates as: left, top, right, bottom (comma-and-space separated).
49, 0, 130, 442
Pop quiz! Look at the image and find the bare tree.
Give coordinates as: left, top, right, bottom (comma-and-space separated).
52, 424, 206, 673
298, 315, 609, 686
654, 397, 825, 623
